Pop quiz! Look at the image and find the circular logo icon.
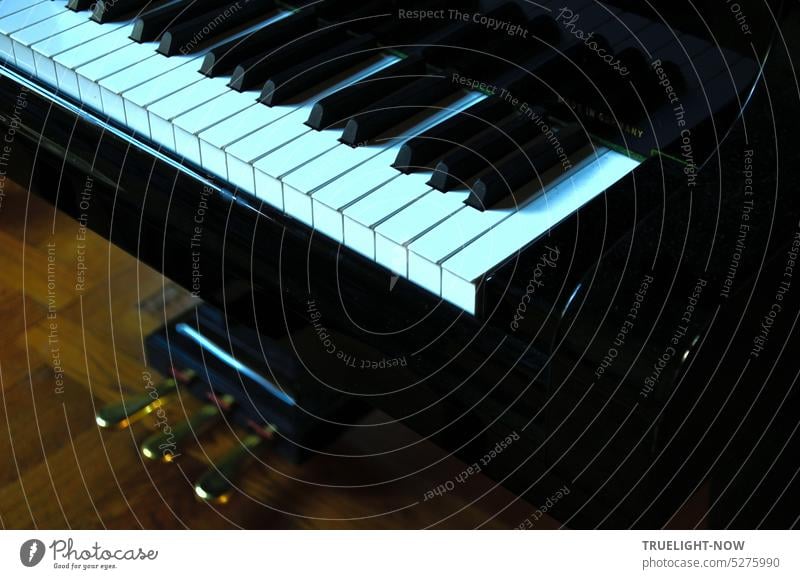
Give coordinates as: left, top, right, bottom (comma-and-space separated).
19, 539, 46, 567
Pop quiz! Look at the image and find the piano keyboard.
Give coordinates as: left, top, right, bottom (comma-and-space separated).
0, 0, 649, 314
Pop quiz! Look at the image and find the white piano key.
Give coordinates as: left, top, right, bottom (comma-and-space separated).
0, 30, 12, 61
10, 6, 86, 75
103, 54, 195, 97
0, 0, 46, 20
375, 189, 470, 276
31, 16, 105, 58
0, 1, 64, 61
342, 173, 434, 259
440, 149, 641, 313
224, 55, 399, 194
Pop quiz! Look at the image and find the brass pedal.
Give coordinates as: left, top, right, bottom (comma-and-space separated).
141, 394, 235, 462
194, 424, 277, 504
95, 369, 195, 429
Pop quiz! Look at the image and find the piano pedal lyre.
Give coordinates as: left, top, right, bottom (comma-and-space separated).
140, 392, 236, 463
95, 368, 197, 430
193, 422, 277, 505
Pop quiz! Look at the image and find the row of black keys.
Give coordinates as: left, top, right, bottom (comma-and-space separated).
66, 0, 689, 118
61, 0, 694, 210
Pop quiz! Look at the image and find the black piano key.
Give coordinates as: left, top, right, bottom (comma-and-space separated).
502, 9, 638, 112
200, 10, 317, 77
322, 0, 396, 33
157, 1, 275, 55
340, 77, 458, 146
414, 3, 532, 72
370, 12, 473, 61
306, 56, 426, 130
466, 125, 589, 211
314, 0, 384, 19
393, 98, 511, 173
613, 46, 667, 111
260, 34, 377, 106
428, 110, 545, 192
92, 0, 156, 23
67, 0, 95, 11
132, 0, 234, 43
229, 27, 345, 92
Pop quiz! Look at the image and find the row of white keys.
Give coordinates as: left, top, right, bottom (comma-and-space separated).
407, 203, 510, 296
145, 71, 232, 150
75, 39, 157, 112
439, 149, 642, 313
282, 143, 396, 225
303, 147, 400, 237
31, 17, 128, 88
0, 0, 43, 20
1, 1, 129, 101
222, 56, 400, 194
8, 1, 86, 75
374, 189, 471, 276
173, 89, 265, 166
0, 4, 644, 317
100, 53, 194, 124
126, 12, 294, 147
197, 97, 300, 180
0, 0, 62, 62
52, 22, 134, 99
97, 45, 198, 125
342, 172, 436, 260
284, 93, 487, 235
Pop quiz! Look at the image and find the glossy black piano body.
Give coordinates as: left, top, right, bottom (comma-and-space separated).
0, 0, 797, 527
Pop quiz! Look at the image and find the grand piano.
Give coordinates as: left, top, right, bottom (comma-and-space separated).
0, 0, 797, 527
